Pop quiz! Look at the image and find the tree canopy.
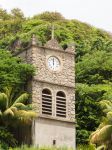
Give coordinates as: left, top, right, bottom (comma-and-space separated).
0, 50, 35, 90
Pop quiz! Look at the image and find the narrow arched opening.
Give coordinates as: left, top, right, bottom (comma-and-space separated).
56, 91, 66, 118
42, 88, 52, 115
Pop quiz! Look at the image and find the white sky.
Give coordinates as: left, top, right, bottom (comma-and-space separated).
0, 0, 112, 32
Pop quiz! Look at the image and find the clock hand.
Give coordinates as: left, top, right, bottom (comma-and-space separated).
53, 58, 54, 66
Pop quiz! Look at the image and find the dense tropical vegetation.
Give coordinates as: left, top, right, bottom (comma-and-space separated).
0, 50, 34, 89
0, 27, 36, 148
0, 87, 36, 126
0, 7, 112, 149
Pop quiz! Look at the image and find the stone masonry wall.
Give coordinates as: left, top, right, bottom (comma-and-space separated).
32, 80, 75, 121
16, 39, 75, 148
31, 46, 75, 88
17, 44, 75, 122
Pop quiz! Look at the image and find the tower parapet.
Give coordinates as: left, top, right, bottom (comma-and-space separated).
30, 34, 41, 47
65, 43, 75, 53
44, 38, 63, 50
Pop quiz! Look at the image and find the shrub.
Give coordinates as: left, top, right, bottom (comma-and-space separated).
77, 144, 95, 150
9, 145, 73, 150
0, 127, 17, 149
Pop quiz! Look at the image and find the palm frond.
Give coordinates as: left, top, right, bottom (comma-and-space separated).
25, 111, 37, 118
0, 110, 2, 116
0, 87, 36, 125
107, 112, 112, 120
91, 100, 112, 147
3, 108, 14, 116
17, 110, 36, 117
96, 145, 106, 150
14, 93, 29, 104
12, 102, 26, 109
0, 93, 8, 110
26, 104, 37, 111
98, 125, 112, 142
90, 125, 112, 144
90, 129, 100, 144
3, 87, 12, 99
10, 106, 17, 113
100, 100, 112, 111
15, 110, 37, 121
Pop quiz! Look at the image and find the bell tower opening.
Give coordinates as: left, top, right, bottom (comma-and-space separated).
42, 88, 52, 115
56, 91, 66, 118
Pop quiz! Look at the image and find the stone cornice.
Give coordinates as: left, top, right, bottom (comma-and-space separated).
13, 44, 75, 56
38, 115, 76, 124
41, 46, 75, 55
33, 78, 75, 89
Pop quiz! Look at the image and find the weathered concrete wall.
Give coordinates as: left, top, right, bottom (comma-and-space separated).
33, 117, 75, 149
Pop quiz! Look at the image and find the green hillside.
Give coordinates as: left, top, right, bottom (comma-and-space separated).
0, 8, 112, 145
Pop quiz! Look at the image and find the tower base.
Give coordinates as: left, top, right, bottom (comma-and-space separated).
32, 117, 76, 149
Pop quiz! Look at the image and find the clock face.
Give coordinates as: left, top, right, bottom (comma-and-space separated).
48, 56, 60, 71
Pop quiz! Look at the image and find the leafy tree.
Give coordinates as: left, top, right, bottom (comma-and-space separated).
76, 83, 103, 144
0, 8, 10, 20
0, 49, 35, 89
0, 20, 22, 39
0, 127, 17, 148
33, 11, 65, 22
76, 51, 112, 84
11, 8, 25, 20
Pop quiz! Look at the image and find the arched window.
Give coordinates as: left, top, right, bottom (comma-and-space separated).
42, 88, 52, 115
56, 91, 66, 118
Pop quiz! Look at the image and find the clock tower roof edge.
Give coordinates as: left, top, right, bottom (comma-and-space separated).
30, 34, 41, 47
65, 42, 76, 54
44, 39, 63, 50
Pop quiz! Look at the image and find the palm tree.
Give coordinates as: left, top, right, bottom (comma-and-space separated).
90, 100, 112, 150
0, 87, 37, 126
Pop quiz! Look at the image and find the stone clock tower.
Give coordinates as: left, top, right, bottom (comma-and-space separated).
17, 35, 75, 149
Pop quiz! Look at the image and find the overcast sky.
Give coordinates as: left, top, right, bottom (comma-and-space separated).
0, 0, 112, 32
